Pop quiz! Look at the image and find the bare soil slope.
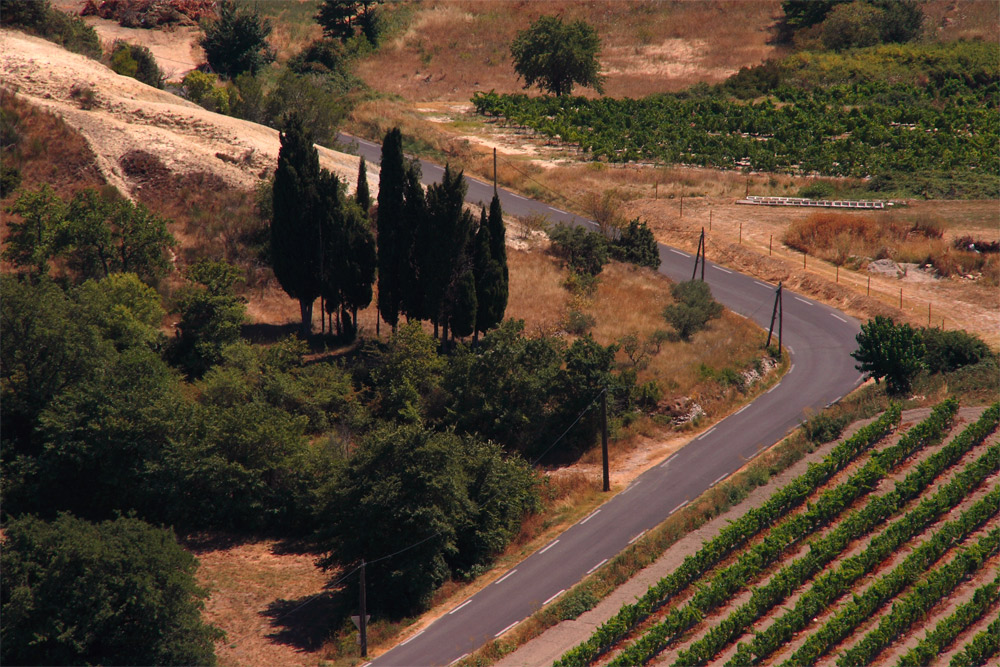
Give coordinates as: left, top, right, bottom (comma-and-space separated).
0, 29, 368, 202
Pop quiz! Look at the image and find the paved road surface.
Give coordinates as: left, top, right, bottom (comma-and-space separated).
336, 134, 864, 667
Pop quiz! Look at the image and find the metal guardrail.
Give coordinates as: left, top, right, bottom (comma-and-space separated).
737, 196, 889, 209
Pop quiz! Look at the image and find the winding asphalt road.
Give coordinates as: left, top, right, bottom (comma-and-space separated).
336, 134, 864, 667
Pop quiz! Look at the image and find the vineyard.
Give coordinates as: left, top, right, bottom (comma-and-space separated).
471, 42, 999, 196
552, 400, 1000, 667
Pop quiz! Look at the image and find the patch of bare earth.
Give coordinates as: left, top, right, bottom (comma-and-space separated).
188, 537, 334, 667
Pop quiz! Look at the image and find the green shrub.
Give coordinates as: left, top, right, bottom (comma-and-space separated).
803, 412, 849, 444
920, 328, 993, 374
110, 41, 164, 89
636, 380, 662, 410
549, 224, 609, 276
610, 217, 660, 269
564, 309, 596, 335
663, 281, 723, 341
558, 588, 600, 620
798, 181, 835, 199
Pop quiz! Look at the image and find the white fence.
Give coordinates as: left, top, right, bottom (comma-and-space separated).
736, 196, 889, 209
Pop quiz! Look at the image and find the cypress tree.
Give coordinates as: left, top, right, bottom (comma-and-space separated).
449, 269, 477, 339
487, 193, 509, 313
423, 164, 470, 340
271, 116, 322, 337
400, 159, 426, 321
355, 155, 370, 215
473, 207, 504, 340
339, 202, 376, 339
376, 128, 405, 331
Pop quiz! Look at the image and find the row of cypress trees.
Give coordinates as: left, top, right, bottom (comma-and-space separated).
271, 120, 508, 341
376, 128, 508, 341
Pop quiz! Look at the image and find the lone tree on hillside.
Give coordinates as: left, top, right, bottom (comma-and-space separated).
200, 0, 275, 79
510, 15, 604, 96
851, 315, 924, 395
315, 0, 383, 45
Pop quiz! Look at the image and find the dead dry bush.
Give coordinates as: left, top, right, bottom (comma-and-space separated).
784, 211, 997, 282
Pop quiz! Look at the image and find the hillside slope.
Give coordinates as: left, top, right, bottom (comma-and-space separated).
0, 29, 369, 201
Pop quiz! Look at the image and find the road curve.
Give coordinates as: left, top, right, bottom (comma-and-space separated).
336, 133, 864, 667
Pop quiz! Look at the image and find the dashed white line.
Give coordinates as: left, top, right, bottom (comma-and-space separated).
448, 600, 471, 615
712, 473, 729, 486
786, 344, 795, 354
579, 509, 601, 525
539, 539, 560, 554
587, 558, 608, 574
715, 266, 733, 274
669, 248, 687, 256
735, 405, 749, 415
400, 630, 427, 644
509, 193, 528, 201
789, 364, 795, 373
670, 500, 689, 515
494, 569, 517, 585
795, 297, 813, 306
660, 453, 679, 468
449, 653, 469, 665
544, 589, 567, 606
830, 313, 847, 323
734, 312, 748, 318
628, 529, 648, 545
697, 427, 717, 441
767, 383, 781, 394
619, 481, 640, 495
495, 621, 519, 638
548, 206, 567, 214
755, 281, 771, 288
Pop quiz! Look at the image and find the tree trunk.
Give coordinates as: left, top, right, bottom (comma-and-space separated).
299, 299, 313, 338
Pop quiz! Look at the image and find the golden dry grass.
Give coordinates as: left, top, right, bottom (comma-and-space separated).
355, 0, 786, 102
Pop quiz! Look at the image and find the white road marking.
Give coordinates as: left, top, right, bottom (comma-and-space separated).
587, 558, 608, 574
795, 297, 813, 306
449, 653, 469, 665
544, 589, 567, 606
628, 529, 648, 545
579, 509, 601, 525
670, 500, 689, 515
697, 427, 717, 440
789, 364, 795, 373
448, 600, 471, 615
830, 313, 847, 323
786, 345, 795, 354
669, 248, 687, 256
735, 405, 749, 415
712, 473, 729, 486
494, 569, 517, 585
715, 266, 733, 274
549, 206, 567, 214
509, 193, 528, 201
495, 621, 519, 638
755, 281, 771, 288
400, 630, 426, 644
767, 383, 781, 393
539, 539, 560, 554
619, 481, 640, 495
660, 453, 679, 468
734, 312, 747, 318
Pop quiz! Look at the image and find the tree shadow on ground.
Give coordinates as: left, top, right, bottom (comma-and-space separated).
262, 589, 350, 651
241, 322, 300, 344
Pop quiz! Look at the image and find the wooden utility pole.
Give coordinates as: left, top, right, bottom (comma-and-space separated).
359, 560, 368, 658
493, 148, 497, 194
766, 282, 783, 352
691, 228, 705, 281
601, 389, 610, 492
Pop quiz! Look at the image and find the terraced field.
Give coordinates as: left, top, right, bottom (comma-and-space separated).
553, 400, 1000, 667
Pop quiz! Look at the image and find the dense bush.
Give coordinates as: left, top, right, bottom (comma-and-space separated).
1, 0, 101, 58
663, 281, 723, 341
199, 0, 275, 79
110, 40, 164, 88
920, 327, 993, 374
549, 224, 609, 276
610, 218, 660, 269
1, 514, 221, 666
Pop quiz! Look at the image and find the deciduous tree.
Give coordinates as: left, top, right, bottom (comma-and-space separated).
510, 15, 604, 96
852, 315, 924, 395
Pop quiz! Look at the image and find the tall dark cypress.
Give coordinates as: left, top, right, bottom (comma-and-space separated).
376, 128, 405, 330
400, 159, 426, 321
423, 164, 471, 340
473, 206, 504, 339
487, 193, 509, 316
339, 201, 376, 339
355, 155, 370, 215
271, 116, 322, 337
